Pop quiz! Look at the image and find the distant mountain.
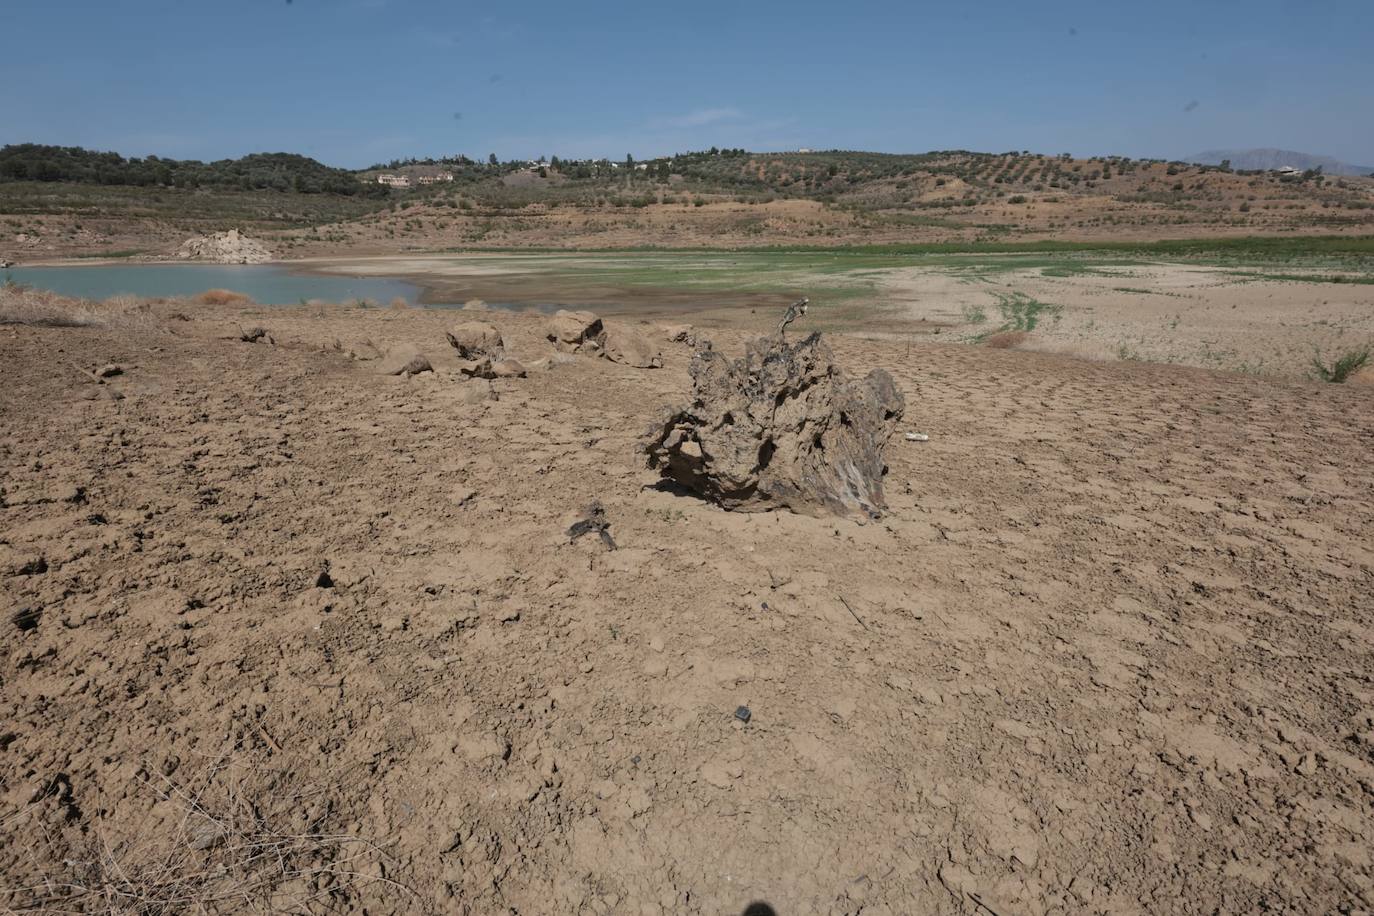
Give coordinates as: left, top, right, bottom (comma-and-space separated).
1188, 148, 1374, 177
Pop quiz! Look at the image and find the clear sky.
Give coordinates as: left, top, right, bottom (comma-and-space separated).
5, 0, 1371, 169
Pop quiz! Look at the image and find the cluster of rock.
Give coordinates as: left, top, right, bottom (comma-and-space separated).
641, 331, 904, 520
176, 229, 272, 264
546, 310, 663, 368
446, 322, 528, 379
372, 308, 664, 383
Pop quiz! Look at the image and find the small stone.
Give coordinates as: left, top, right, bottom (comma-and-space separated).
97, 364, 123, 378
458, 357, 526, 380
12, 607, 42, 632
377, 345, 432, 376
734, 705, 752, 724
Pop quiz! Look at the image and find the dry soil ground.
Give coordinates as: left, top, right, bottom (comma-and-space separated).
307, 253, 1374, 379
2, 296, 1373, 914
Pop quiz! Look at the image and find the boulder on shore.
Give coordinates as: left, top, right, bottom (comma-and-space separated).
446, 322, 505, 360
547, 310, 605, 351
377, 345, 433, 376
602, 325, 663, 368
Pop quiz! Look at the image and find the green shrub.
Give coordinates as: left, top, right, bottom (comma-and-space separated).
1311, 346, 1370, 383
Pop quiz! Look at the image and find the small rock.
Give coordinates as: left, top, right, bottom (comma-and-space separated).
734, 705, 752, 724
445, 322, 504, 360
377, 345, 432, 376
663, 324, 696, 346
602, 325, 663, 368
97, 364, 123, 378
12, 607, 42, 632
547, 310, 604, 349
458, 357, 526, 380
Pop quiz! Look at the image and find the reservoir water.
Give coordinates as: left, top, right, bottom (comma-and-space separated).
3, 263, 428, 306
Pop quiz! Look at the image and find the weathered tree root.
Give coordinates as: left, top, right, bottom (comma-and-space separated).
641, 331, 904, 519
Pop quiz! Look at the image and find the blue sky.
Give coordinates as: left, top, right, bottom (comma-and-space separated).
5, 0, 1371, 168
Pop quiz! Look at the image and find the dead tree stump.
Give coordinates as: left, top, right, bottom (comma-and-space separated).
641, 331, 904, 519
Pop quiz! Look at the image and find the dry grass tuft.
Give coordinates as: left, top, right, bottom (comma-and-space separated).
194, 289, 255, 306
982, 330, 1030, 349
388, 297, 409, 310
0, 286, 158, 330
4, 751, 411, 913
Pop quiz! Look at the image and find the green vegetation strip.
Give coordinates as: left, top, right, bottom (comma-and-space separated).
454, 235, 1374, 259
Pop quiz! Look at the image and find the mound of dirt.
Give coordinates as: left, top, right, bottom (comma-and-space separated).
643, 331, 903, 518
176, 229, 272, 264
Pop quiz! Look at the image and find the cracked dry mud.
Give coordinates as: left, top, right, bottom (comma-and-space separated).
2, 299, 1373, 914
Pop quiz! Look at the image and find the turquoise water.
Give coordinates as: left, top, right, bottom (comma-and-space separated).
3, 263, 428, 306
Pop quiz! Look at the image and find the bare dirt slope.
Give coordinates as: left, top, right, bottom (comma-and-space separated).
2, 299, 1373, 913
